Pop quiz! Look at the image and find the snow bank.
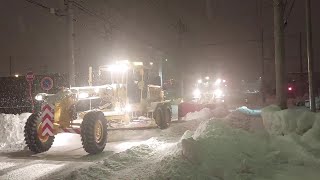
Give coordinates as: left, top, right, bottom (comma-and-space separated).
261, 105, 317, 135
152, 120, 320, 180
236, 106, 261, 116
222, 110, 264, 133
184, 105, 230, 121
211, 106, 230, 118
184, 108, 212, 121
0, 113, 30, 151
65, 106, 320, 180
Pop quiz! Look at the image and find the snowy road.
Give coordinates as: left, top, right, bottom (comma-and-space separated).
0, 120, 200, 180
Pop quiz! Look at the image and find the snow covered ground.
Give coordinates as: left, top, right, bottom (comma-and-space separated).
0, 113, 30, 151
1, 106, 320, 180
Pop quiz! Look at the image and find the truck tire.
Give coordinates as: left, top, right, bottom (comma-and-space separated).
24, 113, 55, 153
81, 111, 108, 154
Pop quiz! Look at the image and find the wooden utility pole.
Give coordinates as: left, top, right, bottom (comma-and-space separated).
273, 0, 287, 109
299, 32, 304, 97
9, 56, 12, 76
306, 0, 316, 112
66, 0, 76, 87
259, 0, 266, 103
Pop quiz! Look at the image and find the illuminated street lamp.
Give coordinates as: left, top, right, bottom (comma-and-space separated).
197, 79, 203, 84
150, 62, 154, 65
14, 74, 19, 78
205, 76, 210, 80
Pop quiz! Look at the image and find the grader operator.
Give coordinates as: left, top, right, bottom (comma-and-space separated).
24, 61, 172, 154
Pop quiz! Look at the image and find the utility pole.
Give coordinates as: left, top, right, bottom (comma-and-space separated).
159, 59, 163, 87
299, 32, 304, 97
175, 18, 188, 98
259, 0, 266, 103
205, 0, 213, 20
306, 0, 316, 112
299, 32, 303, 74
66, 0, 76, 87
9, 56, 12, 76
261, 30, 266, 103
274, 0, 287, 109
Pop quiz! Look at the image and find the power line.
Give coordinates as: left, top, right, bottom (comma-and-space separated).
24, 0, 50, 10
284, 0, 296, 26
72, 1, 111, 25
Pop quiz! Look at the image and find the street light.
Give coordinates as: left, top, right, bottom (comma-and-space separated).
205, 76, 210, 80
198, 79, 203, 84
14, 74, 19, 78
150, 62, 154, 65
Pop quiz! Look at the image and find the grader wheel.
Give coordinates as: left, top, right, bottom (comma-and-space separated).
24, 113, 55, 153
81, 111, 108, 154
163, 106, 172, 127
154, 106, 171, 129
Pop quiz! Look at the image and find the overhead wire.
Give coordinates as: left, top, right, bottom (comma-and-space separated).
24, 0, 50, 10
72, 1, 111, 24
24, 0, 67, 17
284, 0, 296, 27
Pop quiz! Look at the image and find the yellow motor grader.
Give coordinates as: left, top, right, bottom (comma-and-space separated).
24, 61, 172, 154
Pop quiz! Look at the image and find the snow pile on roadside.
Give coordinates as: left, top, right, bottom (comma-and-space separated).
261, 105, 320, 157
151, 119, 320, 180
185, 108, 212, 121
211, 106, 230, 118
261, 105, 317, 136
65, 106, 320, 180
222, 110, 265, 133
236, 106, 261, 116
302, 118, 320, 150
0, 113, 30, 151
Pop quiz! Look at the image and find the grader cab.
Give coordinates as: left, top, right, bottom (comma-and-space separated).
24, 61, 172, 154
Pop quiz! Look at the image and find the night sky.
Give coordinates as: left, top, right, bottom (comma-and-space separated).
1, 0, 320, 85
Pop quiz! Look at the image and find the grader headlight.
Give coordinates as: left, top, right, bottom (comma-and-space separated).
35, 93, 47, 101
125, 104, 132, 112
78, 92, 89, 99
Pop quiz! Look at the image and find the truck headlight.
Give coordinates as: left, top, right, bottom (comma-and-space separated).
193, 89, 201, 99
213, 89, 224, 98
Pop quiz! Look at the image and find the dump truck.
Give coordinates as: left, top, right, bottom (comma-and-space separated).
24, 61, 172, 154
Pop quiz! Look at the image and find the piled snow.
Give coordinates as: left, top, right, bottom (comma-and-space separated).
64, 106, 320, 180
151, 120, 320, 180
301, 118, 320, 150
236, 106, 261, 116
261, 105, 317, 135
223, 110, 265, 133
0, 113, 30, 151
184, 108, 212, 121
211, 106, 230, 118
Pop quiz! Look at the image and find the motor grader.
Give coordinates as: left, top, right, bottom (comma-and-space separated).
24, 61, 172, 154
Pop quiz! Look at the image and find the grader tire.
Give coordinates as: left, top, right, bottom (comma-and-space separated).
163, 106, 172, 128
24, 113, 55, 153
81, 111, 108, 154
154, 106, 170, 129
